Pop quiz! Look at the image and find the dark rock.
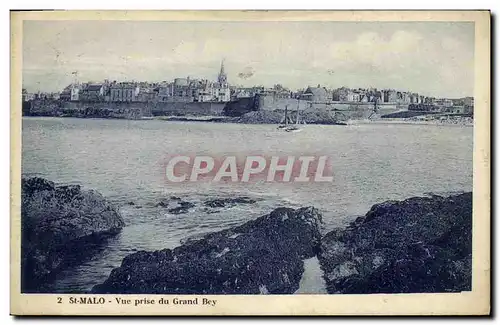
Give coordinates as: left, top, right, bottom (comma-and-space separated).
155, 197, 194, 213
155, 199, 169, 208
318, 193, 472, 294
236, 109, 352, 125
204, 196, 257, 208
167, 201, 195, 214
179, 232, 210, 246
127, 201, 135, 206
92, 207, 323, 294
21, 177, 125, 292
222, 96, 259, 117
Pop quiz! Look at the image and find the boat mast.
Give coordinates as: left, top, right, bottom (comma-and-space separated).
284, 105, 288, 125
296, 101, 300, 124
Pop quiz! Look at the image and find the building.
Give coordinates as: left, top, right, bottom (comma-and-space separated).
444, 106, 468, 114
137, 88, 157, 102
464, 97, 474, 107
59, 84, 81, 101
410, 93, 420, 104
166, 61, 231, 102
424, 97, 435, 104
79, 84, 104, 102
22, 88, 36, 102
214, 60, 230, 102
408, 103, 441, 112
359, 92, 369, 103
433, 98, 454, 108
110, 82, 140, 102
232, 88, 254, 99
70, 87, 80, 101
157, 83, 173, 102
172, 78, 191, 100
332, 87, 348, 102
59, 88, 71, 101
371, 90, 384, 103
300, 86, 331, 102
398, 92, 411, 104
22, 88, 29, 101
350, 91, 361, 102
383, 90, 398, 103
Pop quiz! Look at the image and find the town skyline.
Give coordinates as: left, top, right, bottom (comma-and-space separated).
23, 21, 474, 98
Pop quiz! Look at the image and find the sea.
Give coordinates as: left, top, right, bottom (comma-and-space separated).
21, 117, 473, 293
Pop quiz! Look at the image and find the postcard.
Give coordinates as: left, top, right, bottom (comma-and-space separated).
10, 10, 490, 316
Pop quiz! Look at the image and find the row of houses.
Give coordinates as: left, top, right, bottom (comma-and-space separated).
244, 85, 429, 105
408, 96, 474, 114
58, 61, 231, 103
58, 81, 231, 104
22, 89, 61, 101
330, 87, 425, 104
290, 87, 473, 110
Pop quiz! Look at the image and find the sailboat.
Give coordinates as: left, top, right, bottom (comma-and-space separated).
283, 102, 304, 133
277, 105, 290, 129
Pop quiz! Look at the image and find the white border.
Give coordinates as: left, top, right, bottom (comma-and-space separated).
3, 1, 497, 323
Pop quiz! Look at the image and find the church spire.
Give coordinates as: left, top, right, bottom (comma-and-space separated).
218, 59, 227, 85
220, 59, 225, 74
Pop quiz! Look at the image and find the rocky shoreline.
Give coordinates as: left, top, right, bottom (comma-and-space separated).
93, 207, 323, 294
379, 116, 473, 127
20, 176, 472, 294
92, 192, 472, 294
21, 177, 125, 292
319, 193, 472, 293
23, 112, 473, 127
235, 110, 350, 125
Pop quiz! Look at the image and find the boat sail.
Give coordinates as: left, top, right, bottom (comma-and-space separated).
283, 101, 303, 132
277, 105, 290, 129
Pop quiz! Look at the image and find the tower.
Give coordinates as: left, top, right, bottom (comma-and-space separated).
71, 71, 79, 86
217, 59, 227, 85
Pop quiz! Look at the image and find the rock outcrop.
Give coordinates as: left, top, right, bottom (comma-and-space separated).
237, 110, 283, 124
203, 196, 257, 208
155, 197, 196, 214
92, 207, 323, 294
222, 97, 258, 117
236, 109, 350, 125
318, 193, 472, 294
21, 177, 125, 292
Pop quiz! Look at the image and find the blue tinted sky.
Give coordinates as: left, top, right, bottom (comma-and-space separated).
23, 21, 474, 97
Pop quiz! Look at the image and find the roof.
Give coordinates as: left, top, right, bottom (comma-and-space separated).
86, 84, 103, 91
304, 87, 328, 98
110, 83, 137, 89
174, 78, 189, 86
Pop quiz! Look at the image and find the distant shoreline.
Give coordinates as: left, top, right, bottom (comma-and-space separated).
22, 115, 474, 127
360, 118, 473, 127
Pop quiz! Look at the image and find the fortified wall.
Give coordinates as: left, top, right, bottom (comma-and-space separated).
28, 100, 227, 118
26, 97, 402, 121
150, 101, 225, 116
227, 94, 402, 120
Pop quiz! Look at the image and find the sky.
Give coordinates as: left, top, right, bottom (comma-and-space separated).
22, 20, 474, 98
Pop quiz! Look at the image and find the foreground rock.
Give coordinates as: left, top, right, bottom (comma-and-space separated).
237, 109, 350, 125
204, 196, 257, 208
319, 193, 472, 293
93, 207, 323, 294
21, 177, 125, 292
155, 197, 196, 214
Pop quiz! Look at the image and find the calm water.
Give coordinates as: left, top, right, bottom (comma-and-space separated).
21, 117, 473, 293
